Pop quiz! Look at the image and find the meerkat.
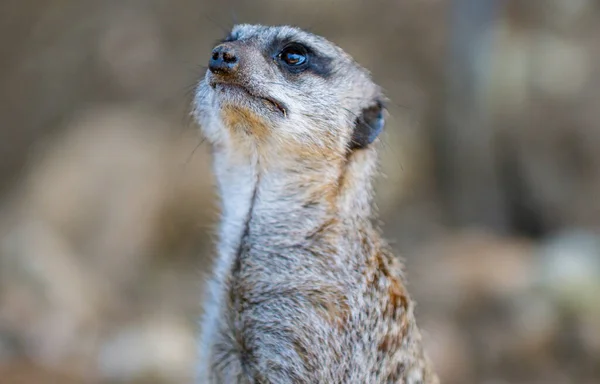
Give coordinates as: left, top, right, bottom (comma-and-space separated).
193, 24, 439, 384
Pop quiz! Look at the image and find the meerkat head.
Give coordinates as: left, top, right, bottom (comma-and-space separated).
194, 24, 385, 163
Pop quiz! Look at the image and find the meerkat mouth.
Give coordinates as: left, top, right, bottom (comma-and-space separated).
263, 97, 287, 117
212, 82, 287, 117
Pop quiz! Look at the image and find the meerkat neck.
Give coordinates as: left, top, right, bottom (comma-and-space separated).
212, 145, 379, 260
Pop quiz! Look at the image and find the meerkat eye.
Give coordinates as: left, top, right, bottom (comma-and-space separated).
278, 44, 308, 67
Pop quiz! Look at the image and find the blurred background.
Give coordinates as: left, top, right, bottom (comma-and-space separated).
0, 0, 599, 383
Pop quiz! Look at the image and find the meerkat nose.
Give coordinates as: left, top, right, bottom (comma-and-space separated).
209, 44, 239, 76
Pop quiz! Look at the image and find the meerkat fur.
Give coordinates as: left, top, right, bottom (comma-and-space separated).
193, 24, 439, 384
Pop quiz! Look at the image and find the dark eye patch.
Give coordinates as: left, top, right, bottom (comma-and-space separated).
269, 38, 332, 79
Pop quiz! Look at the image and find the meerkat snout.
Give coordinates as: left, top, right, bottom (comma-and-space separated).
209, 44, 240, 76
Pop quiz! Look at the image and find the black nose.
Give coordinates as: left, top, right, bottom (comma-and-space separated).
209, 44, 238, 76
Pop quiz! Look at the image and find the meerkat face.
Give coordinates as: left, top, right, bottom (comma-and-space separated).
194, 24, 385, 157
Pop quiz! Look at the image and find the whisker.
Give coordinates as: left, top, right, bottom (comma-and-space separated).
202, 14, 231, 35
184, 135, 207, 170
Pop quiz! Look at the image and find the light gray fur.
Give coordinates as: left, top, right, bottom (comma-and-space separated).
193, 24, 439, 383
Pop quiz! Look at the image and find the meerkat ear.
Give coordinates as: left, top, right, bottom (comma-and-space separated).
349, 100, 385, 150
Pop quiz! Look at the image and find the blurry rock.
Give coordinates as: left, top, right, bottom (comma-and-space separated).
535, 229, 600, 315
534, 229, 600, 360
22, 106, 212, 289
530, 35, 591, 99
0, 216, 100, 372
0, 360, 82, 384
545, 0, 594, 30
0, 105, 213, 380
97, 316, 195, 383
22, 107, 167, 289
410, 230, 535, 311
578, 310, 600, 358
509, 292, 560, 358
421, 320, 472, 383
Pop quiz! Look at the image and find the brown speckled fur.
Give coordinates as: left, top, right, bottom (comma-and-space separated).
193, 24, 439, 383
